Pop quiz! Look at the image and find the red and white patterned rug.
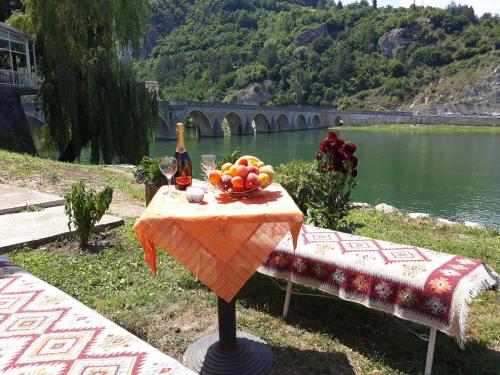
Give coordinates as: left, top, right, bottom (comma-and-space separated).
0, 257, 194, 374
259, 225, 499, 347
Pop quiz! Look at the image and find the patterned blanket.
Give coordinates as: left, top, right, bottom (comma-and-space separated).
0, 257, 194, 374
258, 225, 499, 347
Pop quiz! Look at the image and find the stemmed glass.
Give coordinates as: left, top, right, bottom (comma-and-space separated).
159, 156, 178, 195
200, 154, 216, 190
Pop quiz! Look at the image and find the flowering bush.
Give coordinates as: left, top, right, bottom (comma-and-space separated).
309, 131, 358, 229
277, 130, 358, 230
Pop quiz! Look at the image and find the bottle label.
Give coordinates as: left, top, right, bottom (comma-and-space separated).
176, 172, 192, 188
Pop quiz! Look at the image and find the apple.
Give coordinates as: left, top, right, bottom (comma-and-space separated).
237, 158, 248, 166
259, 165, 275, 183
257, 173, 270, 188
247, 166, 259, 175
236, 165, 248, 178
219, 174, 233, 191
228, 165, 238, 177
231, 176, 244, 188
221, 163, 232, 172
245, 173, 259, 189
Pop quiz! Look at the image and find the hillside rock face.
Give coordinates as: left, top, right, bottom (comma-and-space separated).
378, 28, 410, 58
225, 81, 275, 105
378, 19, 429, 58
411, 66, 500, 109
450, 66, 500, 106
294, 24, 329, 45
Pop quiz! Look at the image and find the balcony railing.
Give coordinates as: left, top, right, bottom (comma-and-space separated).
0, 69, 37, 89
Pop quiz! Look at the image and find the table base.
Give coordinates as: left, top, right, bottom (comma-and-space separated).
183, 331, 273, 375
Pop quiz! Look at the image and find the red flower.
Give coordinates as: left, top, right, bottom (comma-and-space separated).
327, 131, 337, 140
344, 143, 357, 155
315, 152, 323, 160
333, 151, 345, 162
350, 156, 358, 168
333, 161, 344, 172
319, 141, 329, 153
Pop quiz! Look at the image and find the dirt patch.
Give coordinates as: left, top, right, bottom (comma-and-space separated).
37, 229, 122, 254
148, 302, 218, 360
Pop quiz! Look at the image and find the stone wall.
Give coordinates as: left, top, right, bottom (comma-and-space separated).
413, 115, 499, 126
0, 92, 37, 155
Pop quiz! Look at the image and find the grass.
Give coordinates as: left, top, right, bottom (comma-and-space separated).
0, 149, 144, 202
8, 212, 499, 375
1, 150, 499, 374
331, 124, 500, 133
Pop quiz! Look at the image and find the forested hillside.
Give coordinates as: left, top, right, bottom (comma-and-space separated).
134, 0, 500, 109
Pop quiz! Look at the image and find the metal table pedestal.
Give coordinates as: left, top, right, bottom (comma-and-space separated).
183, 297, 273, 374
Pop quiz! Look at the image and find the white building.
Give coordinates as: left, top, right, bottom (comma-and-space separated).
0, 21, 37, 94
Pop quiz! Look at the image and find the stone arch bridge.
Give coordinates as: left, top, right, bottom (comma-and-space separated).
157, 100, 412, 139
21, 100, 414, 137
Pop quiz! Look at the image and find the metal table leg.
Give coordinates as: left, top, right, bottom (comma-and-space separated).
183, 297, 273, 374
424, 327, 437, 375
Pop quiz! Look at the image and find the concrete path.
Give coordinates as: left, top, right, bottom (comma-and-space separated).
0, 206, 124, 252
0, 184, 65, 214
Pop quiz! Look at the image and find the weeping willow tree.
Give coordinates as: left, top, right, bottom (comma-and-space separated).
9, 0, 157, 163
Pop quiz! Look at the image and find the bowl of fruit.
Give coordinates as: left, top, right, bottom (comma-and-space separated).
208, 155, 275, 197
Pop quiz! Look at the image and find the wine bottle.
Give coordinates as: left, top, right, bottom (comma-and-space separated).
174, 123, 192, 190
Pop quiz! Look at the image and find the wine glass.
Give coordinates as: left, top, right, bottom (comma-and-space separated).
159, 156, 178, 195
201, 154, 216, 190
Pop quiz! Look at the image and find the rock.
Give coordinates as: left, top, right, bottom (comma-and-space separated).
463, 221, 484, 229
351, 202, 370, 208
437, 218, 457, 225
375, 203, 398, 213
378, 20, 427, 58
408, 212, 430, 219
378, 28, 411, 59
293, 23, 329, 45
226, 80, 275, 105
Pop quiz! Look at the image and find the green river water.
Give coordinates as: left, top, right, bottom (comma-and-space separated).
150, 128, 500, 228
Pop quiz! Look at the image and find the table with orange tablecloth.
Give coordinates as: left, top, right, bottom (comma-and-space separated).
134, 183, 303, 374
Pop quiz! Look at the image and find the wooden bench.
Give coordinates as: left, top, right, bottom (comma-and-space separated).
258, 225, 499, 375
0, 256, 194, 374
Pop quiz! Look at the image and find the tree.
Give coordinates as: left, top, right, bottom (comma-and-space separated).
372, 0, 377, 9
9, 0, 157, 164
337, 1, 343, 9
0, 0, 21, 22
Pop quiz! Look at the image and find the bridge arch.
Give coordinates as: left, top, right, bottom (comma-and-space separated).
312, 115, 321, 128
277, 114, 289, 130
296, 114, 306, 128
188, 109, 212, 137
252, 113, 270, 133
224, 112, 244, 136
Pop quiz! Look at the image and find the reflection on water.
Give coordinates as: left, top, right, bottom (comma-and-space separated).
151, 129, 500, 227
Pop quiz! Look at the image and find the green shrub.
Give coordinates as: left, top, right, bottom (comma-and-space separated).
411, 46, 452, 66
65, 182, 113, 248
277, 131, 358, 230
133, 157, 167, 185
216, 147, 241, 169
388, 60, 407, 77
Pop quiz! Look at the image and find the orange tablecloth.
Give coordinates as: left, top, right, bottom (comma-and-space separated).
134, 183, 303, 302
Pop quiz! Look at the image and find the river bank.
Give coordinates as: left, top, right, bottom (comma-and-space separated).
330, 124, 500, 133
